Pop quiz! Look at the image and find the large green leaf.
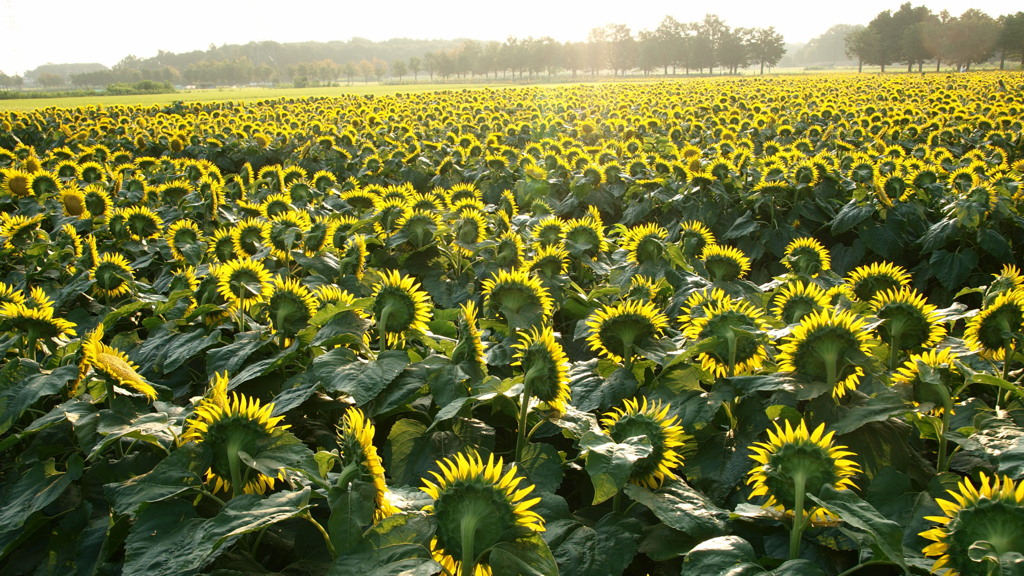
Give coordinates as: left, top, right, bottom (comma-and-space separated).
489, 533, 560, 576
0, 362, 77, 436
315, 349, 409, 406
581, 431, 652, 505
330, 512, 438, 576
104, 442, 210, 518
679, 535, 761, 576
328, 479, 378, 555
808, 485, 908, 571
123, 488, 311, 576
624, 478, 730, 539
0, 454, 84, 550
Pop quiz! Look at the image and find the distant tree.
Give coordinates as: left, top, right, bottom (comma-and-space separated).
997, 11, 1024, 68
37, 73, 65, 88
944, 9, 999, 70
423, 52, 438, 80
718, 27, 750, 74
845, 26, 882, 72
692, 15, 728, 73
864, 10, 901, 71
342, 62, 357, 85
748, 27, 786, 74
562, 42, 585, 77
391, 59, 408, 82
584, 28, 610, 76
892, 3, 936, 72
372, 58, 387, 83
407, 56, 422, 81
921, 10, 955, 71
357, 59, 374, 83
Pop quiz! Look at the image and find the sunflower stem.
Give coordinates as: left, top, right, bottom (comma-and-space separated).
936, 408, 952, 473
378, 305, 391, 352
887, 325, 905, 371
726, 329, 737, 379
303, 512, 337, 559
789, 473, 808, 561
515, 371, 535, 462
459, 511, 478, 576
226, 436, 245, 500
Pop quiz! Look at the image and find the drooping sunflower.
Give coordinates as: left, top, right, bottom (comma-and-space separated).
985, 264, 1024, 305
621, 223, 669, 267
395, 209, 442, 251
165, 219, 204, 264
370, 270, 433, 349
963, 289, 1024, 361
585, 299, 670, 366
561, 213, 606, 260
207, 227, 236, 264
449, 208, 487, 256
0, 294, 77, 355
266, 277, 319, 339
771, 280, 831, 325
339, 233, 368, 280
421, 451, 544, 576
678, 220, 716, 259
776, 308, 874, 399
0, 281, 26, 307
264, 210, 311, 261
600, 397, 688, 489
782, 237, 831, 278
180, 372, 291, 497
451, 300, 487, 379
746, 419, 860, 530
481, 268, 554, 332
920, 473, 1024, 576
700, 244, 751, 282
0, 213, 47, 250
490, 230, 524, 270
90, 252, 135, 299
891, 348, 961, 415
845, 261, 912, 302
681, 293, 770, 378
512, 325, 571, 417
869, 287, 946, 365
81, 184, 111, 218
338, 408, 399, 521
214, 258, 274, 313
76, 322, 157, 401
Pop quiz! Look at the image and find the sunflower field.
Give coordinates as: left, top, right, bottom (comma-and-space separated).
1, 73, 1023, 576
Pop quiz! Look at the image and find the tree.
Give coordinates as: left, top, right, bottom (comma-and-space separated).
892, 3, 936, 72
864, 10, 901, 71
407, 56, 422, 81
37, 73, 65, 88
845, 26, 881, 72
748, 27, 786, 74
997, 12, 1024, 68
944, 9, 999, 70
391, 59, 408, 82
718, 27, 750, 74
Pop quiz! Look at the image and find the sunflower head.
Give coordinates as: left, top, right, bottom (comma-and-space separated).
771, 281, 830, 325
920, 473, 1024, 576
869, 287, 945, 351
3, 168, 34, 197
891, 348, 960, 414
561, 214, 606, 260
782, 237, 831, 277
845, 261, 912, 302
776, 308, 874, 399
532, 216, 565, 247
121, 206, 164, 241
700, 244, 751, 282
90, 252, 135, 299
0, 213, 47, 250
964, 289, 1024, 361
214, 258, 274, 313
681, 293, 770, 378
77, 322, 156, 401
338, 408, 398, 521
524, 244, 569, 280
267, 277, 319, 338
451, 300, 487, 379
165, 219, 204, 264
481, 268, 553, 332
585, 299, 670, 365
60, 188, 87, 217
512, 325, 571, 417
371, 270, 433, 348
180, 372, 290, 496
600, 397, 689, 489
678, 220, 716, 259
746, 420, 860, 523
621, 223, 669, 266
421, 451, 544, 576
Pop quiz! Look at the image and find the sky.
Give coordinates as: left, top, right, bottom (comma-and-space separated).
1, 0, 1020, 75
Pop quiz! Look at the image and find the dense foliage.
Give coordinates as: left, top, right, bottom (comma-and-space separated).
1, 73, 1023, 576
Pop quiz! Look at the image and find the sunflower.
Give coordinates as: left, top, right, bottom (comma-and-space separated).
678, 220, 716, 259
0, 213, 47, 250
214, 258, 274, 313
339, 234, 368, 280
620, 223, 669, 267
60, 187, 87, 217
512, 325, 571, 417
3, 168, 34, 196
561, 213, 606, 260
0, 281, 26, 307
120, 206, 164, 241
585, 299, 670, 366
371, 270, 433, 349
450, 208, 487, 256
421, 451, 544, 576
264, 210, 311, 261
180, 372, 291, 497
776, 308, 874, 399
985, 264, 1024, 304
920, 473, 1024, 576
771, 281, 831, 325
207, 227, 236, 264
451, 300, 487, 379
600, 397, 688, 489
81, 184, 111, 218
891, 348, 961, 415
964, 289, 1024, 361
490, 231, 524, 270
681, 293, 770, 378
90, 252, 135, 299
524, 244, 569, 280
338, 408, 399, 521
700, 244, 751, 282
746, 420, 860, 549
165, 219, 204, 264
480, 268, 554, 332
76, 322, 156, 401
782, 237, 831, 278
395, 209, 442, 250
869, 287, 946, 366
845, 261, 912, 302
266, 277, 319, 339
0, 297, 77, 356
531, 216, 565, 247
231, 217, 270, 259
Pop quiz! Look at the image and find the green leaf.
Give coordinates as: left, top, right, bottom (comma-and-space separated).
0, 455, 84, 539
315, 349, 409, 406
828, 388, 911, 435
831, 200, 874, 234
328, 479, 378, 555
122, 488, 311, 576
929, 248, 978, 292
772, 559, 827, 575
519, 442, 564, 494
104, 442, 210, 518
624, 478, 730, 539
329, 512, 439, 576
88, 410, 176, 460
680, 535, 761, 576
571, 365, 637, 414
489, 533, 559, 576
808, 485, 908, 571
205, 331, 268, 378
0, 362, 77, 435
581, 431, 652, 505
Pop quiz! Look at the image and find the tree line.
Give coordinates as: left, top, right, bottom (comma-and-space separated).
845, 4, 1024, 72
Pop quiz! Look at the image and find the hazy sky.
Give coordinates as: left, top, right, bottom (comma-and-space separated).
1, 0, 1019, 74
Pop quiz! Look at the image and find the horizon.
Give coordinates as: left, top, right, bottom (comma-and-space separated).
2, 0, 1019, 75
